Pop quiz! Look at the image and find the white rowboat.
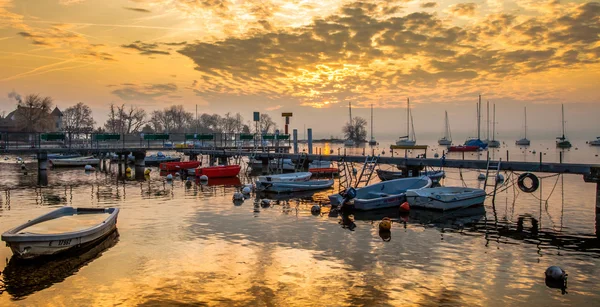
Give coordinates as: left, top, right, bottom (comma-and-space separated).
257, 172, 312, 183
329, 176, 432, 210
256, 179, 334, 193
50, 157, 99, 167
406, 187, 486, 211
1, 207, 119, 259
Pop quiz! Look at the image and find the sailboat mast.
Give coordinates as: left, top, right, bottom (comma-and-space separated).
370, 103, 373, 140
562, 104, 565, 138
492, 103, 496, 140
348, 101, 352, 126
524, 107, 527, 139
477, 95, 481, 140
486, 100, 490, 141
444, 111, 448, 138
407, 98, 410, 138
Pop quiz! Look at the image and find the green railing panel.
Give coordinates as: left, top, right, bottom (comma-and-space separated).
240, 134, 254, 140
41, 133, 66, 141
94, 134, 120, 141
144, 134, 169, 140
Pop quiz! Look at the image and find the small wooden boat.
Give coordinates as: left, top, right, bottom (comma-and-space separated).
1, 207, 119, 259
256, 179, 334, 193
47, 153, 81, 160
448, 145, 479, 152
329, 176, 432, 210
308, 167, 339, 176
50, 156, 99, 167
195, 165, 241, 178
159, 161, 201, 171
257, 172, 312, 183
377, 169, 445, 183
406, 187, 486, 211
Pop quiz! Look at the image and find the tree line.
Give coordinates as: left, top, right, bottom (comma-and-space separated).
3, 93, 278, 135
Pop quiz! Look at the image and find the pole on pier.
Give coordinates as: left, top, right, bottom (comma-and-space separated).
596, 181, 600, 238
307, 129, 313, 155
560, 151, 563, 164
293, 129, 298, 154
539, 152, 543, 170
133, 151, 146, 180
506, 150, 509, 162
37, 152, 48, 171
117, 154, 123, 176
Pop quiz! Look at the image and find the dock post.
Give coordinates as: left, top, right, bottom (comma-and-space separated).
37, 151, 48, 171
307, 129, 313, 155
293, 129, 298, 154
133, 151, 146, 180
117, 154, 123, 175
506, 150, 509, 162
539, 152, 542, 170
560, 151, 563, 164
261, 158, 269, 174
597, 182, 600, 238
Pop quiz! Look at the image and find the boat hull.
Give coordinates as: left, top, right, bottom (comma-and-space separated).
159, 161, 201, 171
1, 207, 119, 260
406, 187, 486, 211
438, 139, 452, 146
195, 165, 241, 178
50, 158, 99, 167
448, 145, 479, 152
257, 172, 312, 183
256, 179, 334, 193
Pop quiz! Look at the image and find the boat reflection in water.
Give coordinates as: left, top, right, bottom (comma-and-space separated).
196, 176, 241, 187
1, 230, 119, 299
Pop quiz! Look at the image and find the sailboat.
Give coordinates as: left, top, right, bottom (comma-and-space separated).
344, 102, 355, 147
368, 104, 377, 146
556, 104, 572, 148
487, 103, 500, 148
438, 111, 452, 145
396, 98, 417, 146
464, 95, 488, 149
515, 107, 530, 146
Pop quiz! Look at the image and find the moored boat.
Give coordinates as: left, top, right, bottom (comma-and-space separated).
589, 137, 600, 146
556, 104, 572, 148
329, 176, 432, 210
257, 172, 312, 183
47, 153, 81, 160
377, 169, 445, 183
50, 156, 99, 167
438, 111, 452, 145
308, 167, 339, 176
256, 179, 334, 193
405, 187, 486, 211
144, 153, 180, 166
1, 207, 119, 259
448, 145, 479, 152
159, 161, 201, 171
515, 107, 531, 146
195, 165, 241, 178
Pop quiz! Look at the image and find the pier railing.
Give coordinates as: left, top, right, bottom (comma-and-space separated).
0, 132, 292, 151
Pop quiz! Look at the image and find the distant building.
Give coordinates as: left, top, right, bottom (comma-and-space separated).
0, 106, 63, 132
51, 107, 63, 131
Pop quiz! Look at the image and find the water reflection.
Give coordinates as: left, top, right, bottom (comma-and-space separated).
1, 230, 119, 299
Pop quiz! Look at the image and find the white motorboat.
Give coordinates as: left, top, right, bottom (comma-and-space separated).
256, 179, 334, 193
257, 172, 312, 183
250, 159, 330, 171
515, 107, 530, 146
329, 176, 432, 210
438, 111, 452, 145
588, 137, 600, 146
1, 207, 119, 259
406, 187, 486, 211
50, 156, 99, 167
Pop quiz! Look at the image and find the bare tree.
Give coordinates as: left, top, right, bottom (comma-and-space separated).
343, 117, 367, 142
221, 112, 245, 133
103, 103, 146, 133
259, 114, 277, 133
150, 105, 194, 133
15, 94, 54, 132
64, 102, 95, 133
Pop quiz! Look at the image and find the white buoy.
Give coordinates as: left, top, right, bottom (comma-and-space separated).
233, 192, 244, 200
175, 172, 181, 177
477, 173, 486, 180
84, 164, 94, 171
199, 175, 208, 181
496, 173, 504, 182
4, 157, 8, 161
242, 186, 252, 194
166, 174, 173, 180
545, 266, 566, 280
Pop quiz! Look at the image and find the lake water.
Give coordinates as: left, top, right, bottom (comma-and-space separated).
0, 139, 599, 306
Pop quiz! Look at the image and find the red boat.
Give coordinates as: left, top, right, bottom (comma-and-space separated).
448, 145, 479, 152
195, 165, 241, 178
159, 161, 201, 171
309, 167, 339, 175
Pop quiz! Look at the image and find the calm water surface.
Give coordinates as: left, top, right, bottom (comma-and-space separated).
0, 140, 599, 306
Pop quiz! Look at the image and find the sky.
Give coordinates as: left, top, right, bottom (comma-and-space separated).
0, 0, 599, 140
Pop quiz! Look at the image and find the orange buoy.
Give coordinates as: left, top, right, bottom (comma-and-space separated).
399, 201, 410, 212
379, 217, 392, 230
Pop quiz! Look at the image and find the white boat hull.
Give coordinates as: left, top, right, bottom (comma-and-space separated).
257, 172, 312, 183
438, 139, 452, 145
256, 179, 334, 193
406, 187, 486, 211
396, 140, 416, 146
1, 207, 119, 259
51, 158, 99, 167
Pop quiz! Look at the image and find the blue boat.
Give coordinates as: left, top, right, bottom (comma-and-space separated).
464, 138, 487, 149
